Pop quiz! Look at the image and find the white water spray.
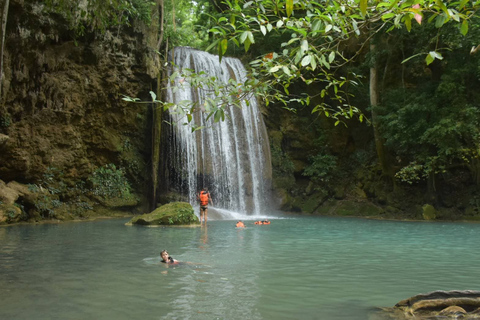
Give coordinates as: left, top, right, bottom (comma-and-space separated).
164, 47, 272, 216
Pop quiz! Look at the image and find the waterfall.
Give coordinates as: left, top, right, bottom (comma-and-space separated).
160, 47, 272, 216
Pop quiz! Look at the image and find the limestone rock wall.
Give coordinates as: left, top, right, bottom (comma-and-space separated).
0, 0, 160, 221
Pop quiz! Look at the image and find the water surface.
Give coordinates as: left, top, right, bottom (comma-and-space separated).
1, 215, 479, 319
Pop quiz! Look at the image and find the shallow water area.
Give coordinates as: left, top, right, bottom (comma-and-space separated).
1, 214, 480, 320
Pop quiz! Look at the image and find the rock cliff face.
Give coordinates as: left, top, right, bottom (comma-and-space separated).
0, 1, 160, 223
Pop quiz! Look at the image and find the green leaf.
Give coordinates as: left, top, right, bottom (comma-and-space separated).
301, 55, 312, 66
240, 31, 248, 43
432, 51, 443, 60
325, 24, 332, 32
460, 19, 468, 36
312, 19, 322, 32
301, 39, 309, 53
244, 37, 251, 52
282, 66, 291, 75
382, 12, 395, 20
435, 0, 449, 15
269, 66, 282, 73
328, 51, 335, 63
267, 23, 273, 32
260, 25, 267, 35
360, 0, 367, 16
435, 14, 446, 28
220, 39, 228, 55
425, 52, 435, 65
149, 91, 156, 101
404, 14, 412, 32
247, 31, 255, 44
457, 0, 469, 9
286, 0, 293, 17
205, 39, 219, 53
310, 55, 317, 70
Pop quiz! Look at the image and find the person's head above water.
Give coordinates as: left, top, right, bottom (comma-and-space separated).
160, 250, 170, 262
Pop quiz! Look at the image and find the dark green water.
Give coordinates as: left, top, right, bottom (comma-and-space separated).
1, 216, 480, 319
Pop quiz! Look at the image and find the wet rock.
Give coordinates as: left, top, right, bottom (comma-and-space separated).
0, 204, 22, 224
379, 290, 480, 319
439, 306, 467, 316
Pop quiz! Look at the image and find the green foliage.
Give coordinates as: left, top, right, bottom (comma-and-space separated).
34, 195, 57, 217
168, 207, 197, 224
199, 0, 479, 123
270, 145, 295, 175
88, 164, 133, 199
394, 162, 425, 184
0, 113, 11, 128
43, 0, 155, 36
41, 167, 67, 195
161, 0, 210, 50
303, 153, 338, 183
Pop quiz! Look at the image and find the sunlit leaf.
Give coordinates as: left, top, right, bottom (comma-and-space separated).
260, 25, 267, 35
301, 55, 312, 66
328, 51, 335, 63
240, 31, 248, 43
425, 52, 435, 65
286, 0, 293, 17
269, 66, 282, 72
150, 91, 156, 101
360, 0, 367, 16
220, 38, 228, 55
461, 19, 468, 35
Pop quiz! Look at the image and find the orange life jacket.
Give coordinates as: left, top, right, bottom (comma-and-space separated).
199, 191, 209, 206
254, 221, 263, 225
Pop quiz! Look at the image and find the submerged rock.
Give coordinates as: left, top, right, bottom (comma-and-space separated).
126, 202, 199, 226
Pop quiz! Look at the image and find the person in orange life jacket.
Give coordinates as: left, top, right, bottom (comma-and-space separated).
236, 221, 245, 228
198, 188, 213, 223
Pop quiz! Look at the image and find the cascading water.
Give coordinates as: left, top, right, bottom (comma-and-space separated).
160, 47, 272, 216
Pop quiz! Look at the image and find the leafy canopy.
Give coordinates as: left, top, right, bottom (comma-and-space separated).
203, 0, 479, 123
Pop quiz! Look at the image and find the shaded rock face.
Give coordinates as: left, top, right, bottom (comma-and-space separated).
0, 0, 159, 220
126, 202, 199, 226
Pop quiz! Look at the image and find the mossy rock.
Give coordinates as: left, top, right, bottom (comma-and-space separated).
0, 204, 22, 224
422, 204, 437, 220
92, 195, 139, 208
126, 202, 199, 226
300, 191, 328, 213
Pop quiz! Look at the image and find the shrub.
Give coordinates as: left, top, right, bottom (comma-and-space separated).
88, 164, 132, 199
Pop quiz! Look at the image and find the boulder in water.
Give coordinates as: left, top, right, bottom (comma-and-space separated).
126, 202, 199, 226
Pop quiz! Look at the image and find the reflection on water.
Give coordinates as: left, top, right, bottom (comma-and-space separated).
1, 216, 480, 320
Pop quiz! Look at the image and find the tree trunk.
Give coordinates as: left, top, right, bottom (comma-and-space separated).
156, 0, 164, 50
369, 41, 387, 174
0, 0, 10, 101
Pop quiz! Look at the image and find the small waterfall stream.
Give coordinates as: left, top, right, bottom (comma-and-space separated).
160, 47, 272, 216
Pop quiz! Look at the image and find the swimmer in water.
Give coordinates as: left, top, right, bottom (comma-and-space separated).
236, 221, 245, 228
160, 250, 178, 264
